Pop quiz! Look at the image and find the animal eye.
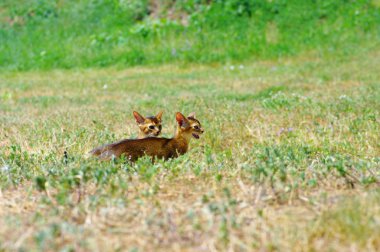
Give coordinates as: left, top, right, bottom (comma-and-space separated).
149, 125, 155, 130
158, 125, 162, 130
194, 125, 199, 130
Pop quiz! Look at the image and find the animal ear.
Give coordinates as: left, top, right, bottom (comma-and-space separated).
188, 112, 196, 119
156, 111, 163, 121
176, 112, 189, 127
133, 111, 145, 124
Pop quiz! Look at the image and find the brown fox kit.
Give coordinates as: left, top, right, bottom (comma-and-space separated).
90, 112, 204, 161
133, 110, 163, 139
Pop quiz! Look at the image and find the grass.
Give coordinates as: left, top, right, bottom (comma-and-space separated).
1, 0, 379, 70
307, 191, 380, 250
0, 45, 379, 250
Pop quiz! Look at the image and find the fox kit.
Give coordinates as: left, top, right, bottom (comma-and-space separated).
90, 112, 204, 161
133, 111, 163, 139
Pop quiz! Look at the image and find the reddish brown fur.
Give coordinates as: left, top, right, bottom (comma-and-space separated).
133, 111, 163, 139
90, 112, 204, 161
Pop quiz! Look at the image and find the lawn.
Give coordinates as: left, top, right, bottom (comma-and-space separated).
1, 46, 379, 251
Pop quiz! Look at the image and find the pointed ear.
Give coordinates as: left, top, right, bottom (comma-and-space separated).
188, 112, 196, 119
133, 111, 145, 124
156, 111, 163, 121
176, 112, 188, 127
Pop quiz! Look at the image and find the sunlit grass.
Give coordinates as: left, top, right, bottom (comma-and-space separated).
0, 48, 379, 250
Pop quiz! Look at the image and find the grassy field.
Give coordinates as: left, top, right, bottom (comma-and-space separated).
1, 1, 380, 251
1, 0, 379, 70
1, 45, 379, 251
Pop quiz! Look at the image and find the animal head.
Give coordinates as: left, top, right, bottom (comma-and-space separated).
133, 111, 163, 138
175, 112, 204, 140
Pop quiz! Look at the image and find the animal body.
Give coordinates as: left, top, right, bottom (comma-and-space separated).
90, 112, 203, 161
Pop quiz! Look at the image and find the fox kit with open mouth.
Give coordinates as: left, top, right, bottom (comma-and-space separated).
133, 111, 163, 139
90, 112, 204, 161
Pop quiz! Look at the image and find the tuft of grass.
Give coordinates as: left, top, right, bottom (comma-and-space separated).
306, 190, 380, 250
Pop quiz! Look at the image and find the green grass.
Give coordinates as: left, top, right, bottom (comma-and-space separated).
0, 0, 380, 250
1, 0, 379, 70
307, 190, 380, 250
0, 46, 379, 250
